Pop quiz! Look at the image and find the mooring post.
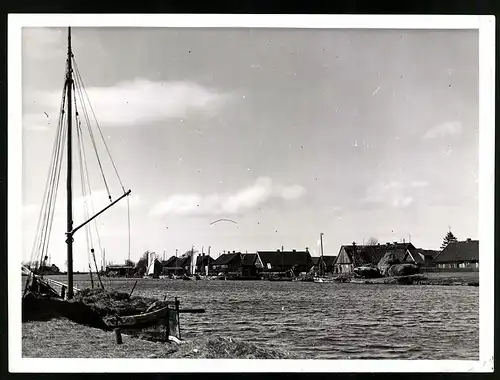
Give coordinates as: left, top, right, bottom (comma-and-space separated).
165, 307, 170, 343
61, 285, 66, 299
114, 328, 123, 344
175, 297, 181, 340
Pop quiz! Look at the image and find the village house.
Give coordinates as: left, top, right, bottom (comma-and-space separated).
195, 255, 215, 274
161, 255, 190, 276
333, 242, 418, 274
105, 265, 135, 277
240, 253, 260, 277
433, 239, 479, 269
310, 256, 337, 274
321, 255, 337, 273
256, 249, 314, 275
211, 252, 242, 274
403, 248, 439, 268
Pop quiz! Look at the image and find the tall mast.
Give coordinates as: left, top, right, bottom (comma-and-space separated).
66, 27, 74, 299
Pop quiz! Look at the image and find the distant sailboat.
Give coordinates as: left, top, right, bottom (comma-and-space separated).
183, 248, 199, 280
146, 251, 157, 278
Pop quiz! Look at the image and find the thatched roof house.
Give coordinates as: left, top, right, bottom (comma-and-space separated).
333, 242, 417, 274
433, 239, 479, 269
256, 250, 314, 274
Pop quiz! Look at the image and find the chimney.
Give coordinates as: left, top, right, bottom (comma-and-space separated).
466, 238, 471, 242
305, 247, 309, 252
403, 238, 405, 244
292, 249, 296, 252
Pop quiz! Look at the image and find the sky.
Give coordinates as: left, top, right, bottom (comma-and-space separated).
21, 27, 479, 271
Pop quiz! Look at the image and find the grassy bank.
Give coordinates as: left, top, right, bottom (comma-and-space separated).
22, 318, 296, 359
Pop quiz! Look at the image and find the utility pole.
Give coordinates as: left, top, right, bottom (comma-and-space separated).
175, 248, 178, 276
202, 246, 204, 276
207, 246, 211, 275
320, 233, 324, 276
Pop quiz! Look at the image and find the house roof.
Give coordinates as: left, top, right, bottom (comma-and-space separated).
322, 255, 337, 266
196, 255, 215, 266
311, 257, 320, 265
162, 256, 177, 267
338, 243, 415, 267
163, 256, 190, 267
416, 249, 441, 258
241, 253, 257, 266
257, 251, 312, 270
339, 245, 383, 267
212, 253, 241, 266
434, 240, 479, 263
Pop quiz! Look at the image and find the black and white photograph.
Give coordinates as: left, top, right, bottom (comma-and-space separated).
8, 14, 494, 373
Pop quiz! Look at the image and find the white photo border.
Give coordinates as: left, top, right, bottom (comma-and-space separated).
8, 13, 495, 373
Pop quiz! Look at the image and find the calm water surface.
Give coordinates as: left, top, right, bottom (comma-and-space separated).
61, 276, 479, 360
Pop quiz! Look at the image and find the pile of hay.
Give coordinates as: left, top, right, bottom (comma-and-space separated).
377, 253, 419, 277
22, 292, 108, 329
353, 264, 381, 278
170, 335, 298, 359
377, 253, 400, 276
383, 274, 427, 285
386, 263, 419, 277
73, 288, 166, 317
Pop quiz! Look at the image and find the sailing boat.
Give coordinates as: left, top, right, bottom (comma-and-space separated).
182, 248, 199, 280
22, 27, 132, 300
313, 233, 334, 283
144, 251, 158, 278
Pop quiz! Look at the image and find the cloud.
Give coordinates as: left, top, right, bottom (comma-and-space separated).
422, 121, 462, 140
23, 190, 142, 225
23, 27, 66, 61
361, 180, 416, 209
410, 181, 429, 188
280, 184, 306, 200
23, 79, 231, 130
150, 177, 306, 216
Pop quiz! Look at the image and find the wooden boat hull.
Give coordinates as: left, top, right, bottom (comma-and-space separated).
104, 306, 171, 328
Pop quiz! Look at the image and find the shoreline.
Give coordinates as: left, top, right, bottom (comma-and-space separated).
22, 318, 296, 359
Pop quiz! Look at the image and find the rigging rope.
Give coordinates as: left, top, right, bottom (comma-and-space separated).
30, 73, 68, 271
72, 74, 112, 202
29, 52, 132, 276
74, 85, 96, 288
72, 58, 126, 193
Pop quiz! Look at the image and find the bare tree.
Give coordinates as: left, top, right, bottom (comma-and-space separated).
366, 237, 379, 246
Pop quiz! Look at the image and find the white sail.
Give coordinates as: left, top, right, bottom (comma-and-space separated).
191, 251, 198, 275
147, 252, 157, 275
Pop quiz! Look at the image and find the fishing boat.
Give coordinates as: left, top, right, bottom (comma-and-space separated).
21, 27, 208, 336
181, 248, 199, 280
104, 305, 172, 328
312, 233, 332, 283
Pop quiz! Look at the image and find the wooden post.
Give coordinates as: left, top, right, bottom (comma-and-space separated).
175, 297, 181, 340
128, 280, 138, 298
165, 307, 170, 342
114, 328, 123, 344
61, 285, 66, 299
